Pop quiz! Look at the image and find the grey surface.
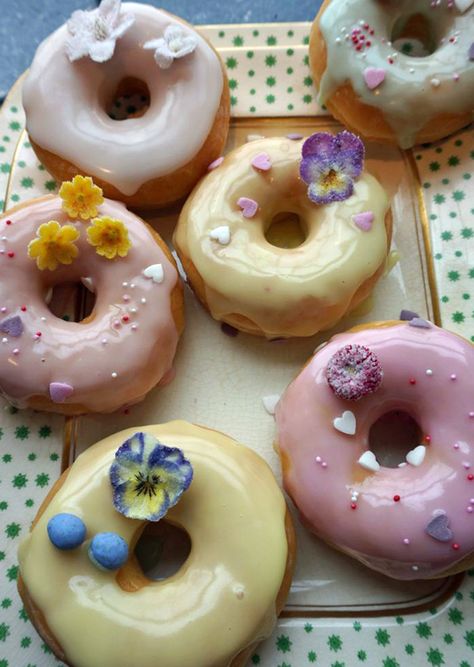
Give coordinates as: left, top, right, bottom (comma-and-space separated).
0, 0, 320, 101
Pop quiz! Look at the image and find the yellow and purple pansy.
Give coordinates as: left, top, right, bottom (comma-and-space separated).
299, 130, 364, 205
109, 432, 193, 521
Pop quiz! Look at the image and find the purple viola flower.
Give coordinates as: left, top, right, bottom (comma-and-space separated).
299, 131, 365, 205
109, 432, 193, 521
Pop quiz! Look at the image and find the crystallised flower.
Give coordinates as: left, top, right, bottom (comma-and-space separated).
27, 220, 80, 271
144, 24, 197, 69
299, 131, 364, 205
59, 175, 104, 221
109, 432, 193, 521
86, 216, 131, 259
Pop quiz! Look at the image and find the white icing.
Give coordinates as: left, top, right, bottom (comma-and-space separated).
22, 4, 224, 195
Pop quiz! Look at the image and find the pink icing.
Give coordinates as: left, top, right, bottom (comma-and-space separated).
0, 197, 180, 413
276, 322, 474, 579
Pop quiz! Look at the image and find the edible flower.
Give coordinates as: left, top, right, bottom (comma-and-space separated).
66, 0, 135, 63
299, 131, 364, 205
109, 432, 193, 521
59, 175, 104, 221
144, 24, 198, 70
86, 216, 131, 259
28, 221, 79, 271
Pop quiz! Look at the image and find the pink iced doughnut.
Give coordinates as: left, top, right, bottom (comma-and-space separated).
276, 319, 474, 580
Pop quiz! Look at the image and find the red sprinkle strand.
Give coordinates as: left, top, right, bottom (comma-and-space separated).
468, 474, 474, 481
20, 306, 27, 312
5, 220, 11, 226
350, 503, 357, 510
393, 495, 401, 502
122, 315, 129, 323
409, 378, 416, 385
424, 435, 432, 444
452, 543, 460, 550
7, 251, 14, 258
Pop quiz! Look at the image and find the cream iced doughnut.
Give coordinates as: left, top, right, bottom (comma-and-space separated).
22, 1, 230, 209
0, 177, 183, 415
310, 0, 474, 148
174, 131, 392, 338
276, 318, 474, 580
18, 422, 295, 667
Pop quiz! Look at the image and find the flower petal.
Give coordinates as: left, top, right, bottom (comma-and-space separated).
154, 45, 174, 69
336, 131, 365, 179
110, 12, 135, 40
307, 172, 354, 205
299, 154, 328, 185
301, 132, 338, 160
89, 39, 116, 63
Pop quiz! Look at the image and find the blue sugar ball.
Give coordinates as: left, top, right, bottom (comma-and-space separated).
88, 532, 129, 571
47, 513, 86, 550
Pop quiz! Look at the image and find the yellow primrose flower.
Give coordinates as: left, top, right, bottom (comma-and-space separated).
28, 220, 80, 271
59, 175, 104, 220
86, 216, 131, 259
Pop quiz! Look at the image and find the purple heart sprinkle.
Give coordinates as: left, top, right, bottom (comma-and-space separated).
49, 382, 74, 404
469, 43, 474, 61
400, 309, 420, 321
251, 152, 272, 171
409, 317, 431, 329
237, 197, 259, 219
0, 316, 23, 338
352, 211, 374, 232
287, 133, 303, 140
363, 67, 386, 90
425, 513, 453, 542
208, 156, 224, 171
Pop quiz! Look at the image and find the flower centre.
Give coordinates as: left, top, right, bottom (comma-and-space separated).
168, 37, 183, 53
321, 169, 343, 190
94, 17, 109, 41
134, 471, 161, 498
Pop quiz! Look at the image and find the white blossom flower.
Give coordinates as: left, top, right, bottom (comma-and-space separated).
144, 24, 198, 70
66, 0, 135, 63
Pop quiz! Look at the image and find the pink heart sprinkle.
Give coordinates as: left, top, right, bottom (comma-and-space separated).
49, 382, 74, 404
251, 152, 272, 172
352, 211, 374, 231
363, 67, 386, 90
208, 157, 224, 171
237, 197, 259, 218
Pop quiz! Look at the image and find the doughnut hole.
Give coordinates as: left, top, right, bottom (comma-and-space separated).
106, 77, 151, 120
390, 12, 452, 57
369, 410, 423, 468
134, 522, 191, 581
45, 279, 96, 323
264, 212, 307, 249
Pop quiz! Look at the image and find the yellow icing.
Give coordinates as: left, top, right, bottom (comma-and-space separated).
174, 137, 390, 337
18, 421, 288, 667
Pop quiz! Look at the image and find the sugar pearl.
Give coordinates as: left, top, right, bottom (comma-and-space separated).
403, 538, 410, 545
111, 372, 118, 379
425, 369, 433, 376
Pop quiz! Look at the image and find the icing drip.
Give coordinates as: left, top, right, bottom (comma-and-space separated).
318, 0, 474, 148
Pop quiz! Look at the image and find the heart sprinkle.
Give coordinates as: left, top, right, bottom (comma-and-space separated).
49, 382, 74, 404
143, 263, 164, 284
333, 410, 356, 435
406, 445, 426, 467
358, 450, 380, 473
326, 344, 383, 401
455, 0, 474, 12
363, 67, 386, 90
208, 156, 224, 171
400, 309, 419, 321
286, 132, 304, 140
352, 210, 374, 232
409, 317, 431, 329
469, 43, 474, 61
251, 153, 272, 172
262, 394, 280, 415
0, 316, 23, 338
237, 197, 259, 219
425, 513, 453, 543
209, 225, 231, 245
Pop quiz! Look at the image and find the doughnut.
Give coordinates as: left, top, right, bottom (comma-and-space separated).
0, 176, 183, 414
18, 421, 296, 667
310, 0, 474, 148
22, 1, 230, 209
174, 131, 392, 338
275, 317, 474, 580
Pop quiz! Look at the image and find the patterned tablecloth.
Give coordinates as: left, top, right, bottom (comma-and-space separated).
0, 19, 473, 667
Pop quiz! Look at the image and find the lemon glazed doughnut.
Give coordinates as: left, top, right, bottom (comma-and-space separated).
22, 0, 230, 209
0, 176, 183, 415
310, 0, 474, 148
174, 131, 392, 338
18, 422, 296, 667
276, 316, 474, 580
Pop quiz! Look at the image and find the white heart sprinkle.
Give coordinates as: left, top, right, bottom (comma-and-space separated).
455, 0, 473, 13
333, 410, 356, 435
358, 450, 380, 472
406, 445, 426, 467
262, 394, 280, 415
143, 263, 164, 284
247, 134, 265, 141
209, 225, 231, 245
